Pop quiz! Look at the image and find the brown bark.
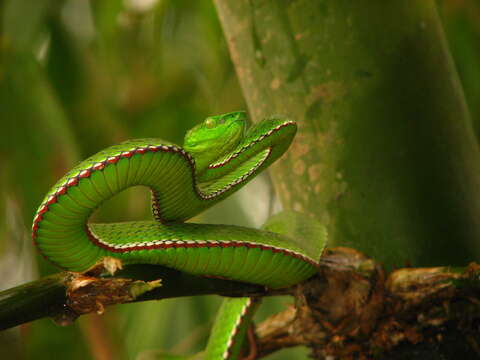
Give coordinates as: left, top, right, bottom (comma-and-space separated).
256, 248, 480, 359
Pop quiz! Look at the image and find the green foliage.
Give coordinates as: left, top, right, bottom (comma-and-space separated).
1, 0, 245, 359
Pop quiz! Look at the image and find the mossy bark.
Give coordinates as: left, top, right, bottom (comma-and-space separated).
215, 0, 480, 270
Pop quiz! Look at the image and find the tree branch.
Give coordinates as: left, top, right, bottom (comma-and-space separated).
255, 247, 480, 359
0, 262, 265, 331
2, 249, 478, 360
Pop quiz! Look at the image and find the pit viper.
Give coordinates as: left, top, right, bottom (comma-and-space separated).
33, 111, 326, 359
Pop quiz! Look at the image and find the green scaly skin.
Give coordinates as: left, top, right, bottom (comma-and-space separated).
32, 112, 325, 359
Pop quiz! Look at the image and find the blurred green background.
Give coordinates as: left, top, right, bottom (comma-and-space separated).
0, 0, 478, 359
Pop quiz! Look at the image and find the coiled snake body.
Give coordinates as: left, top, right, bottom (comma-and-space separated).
33, 112, 325, 359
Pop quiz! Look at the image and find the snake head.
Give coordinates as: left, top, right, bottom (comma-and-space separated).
184, 111, 246, 175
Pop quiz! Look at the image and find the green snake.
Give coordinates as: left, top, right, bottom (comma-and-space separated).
32, 111, 325, 359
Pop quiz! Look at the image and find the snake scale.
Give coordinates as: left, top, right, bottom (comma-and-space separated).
32, 111, 325, 359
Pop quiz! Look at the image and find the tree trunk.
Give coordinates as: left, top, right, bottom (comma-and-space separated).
214, 0, 480, 270
215, 1, 480, 358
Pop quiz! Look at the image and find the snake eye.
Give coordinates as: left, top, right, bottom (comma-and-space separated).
205, 118, 216, 129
